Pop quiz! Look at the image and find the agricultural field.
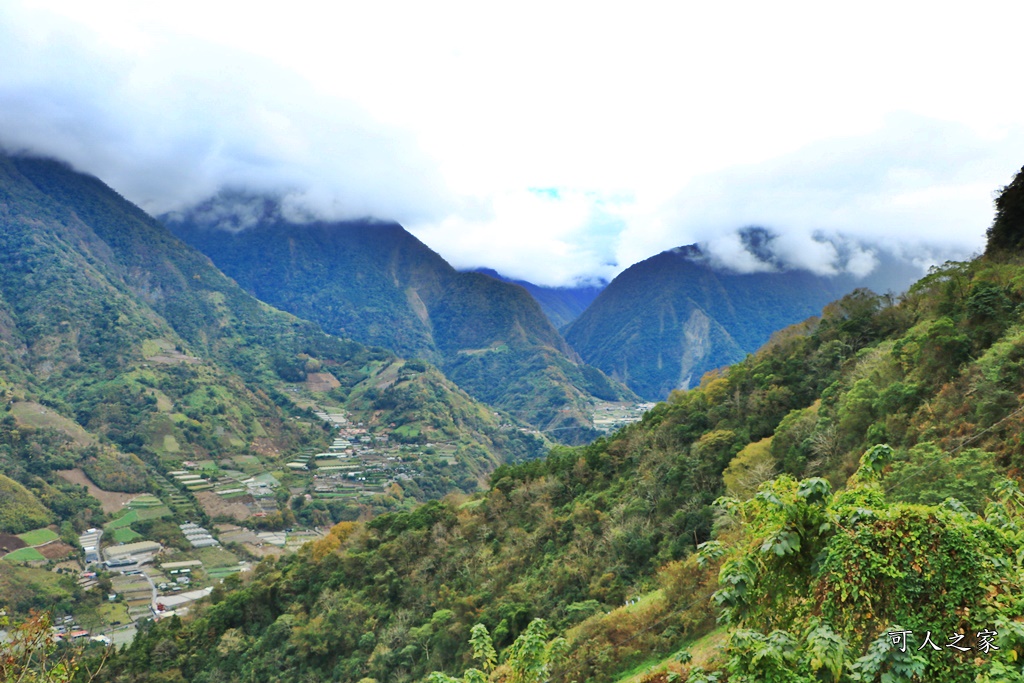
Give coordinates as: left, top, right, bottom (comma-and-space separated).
0, 532, 27, 554
106, 509, 139, 530
16, 527, 59, 546
1, 546, 46, 563
36, 542, 76, 561
111, 527, 143, 543
97, 601, 131, 627
10, 401, 94, 447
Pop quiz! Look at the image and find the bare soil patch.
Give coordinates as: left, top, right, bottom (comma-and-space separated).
143, 339, 200, 365
148, 352, 200, 365
52, 559, 81, 572
37, 542, 75, 560
215, 524, 260, 545
0, 532, 27, 555
195, 491, 253, 521
305, 372, 340, 393
250, 437, 280, 458
56, 468, 137, 514
244, 543, 285, 558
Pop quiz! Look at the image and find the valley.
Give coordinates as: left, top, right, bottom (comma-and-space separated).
1, 151, 1019, 683
166, 199, 636, 439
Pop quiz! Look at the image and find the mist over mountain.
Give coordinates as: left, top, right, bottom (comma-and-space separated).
565, 229, 926, 400
164, 193, 634, 440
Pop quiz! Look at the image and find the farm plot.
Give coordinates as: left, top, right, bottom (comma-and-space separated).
17, 528, 59, 546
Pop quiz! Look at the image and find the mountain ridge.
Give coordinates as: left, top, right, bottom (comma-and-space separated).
565, 236, 923, 400
469, 267, 606, 330
0, 153, 545, 547
165, 195, 634, 439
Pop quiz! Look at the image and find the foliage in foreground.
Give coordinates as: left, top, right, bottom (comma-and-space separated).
713, 445, 1024, 681
1, 613, 109, 682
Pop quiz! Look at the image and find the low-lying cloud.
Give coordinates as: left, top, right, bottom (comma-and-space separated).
0, 4, 1019, 288
0, 5, 454, 226
610, 114, 1015, 284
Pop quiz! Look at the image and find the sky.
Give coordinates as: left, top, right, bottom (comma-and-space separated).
1, 2, 1023, 286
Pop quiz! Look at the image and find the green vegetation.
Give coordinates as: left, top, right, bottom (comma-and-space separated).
106, 510, 138, 529
16, 527, 59, 545
98, 600, 132, 626
0, 473, 52, 534
0, 613, 95, 683
472, 268, 604, 329
82, 450, 149, 493
0, 152, 551, 589
564, 233, 919, 400
97, 191, 1024, 682
1, 546, 46, 562
168, 205, 633, 439
111, 527, 143, 543
986, 164, 1024, 253
8, 152, 1024, 682
0, 563, 80, 614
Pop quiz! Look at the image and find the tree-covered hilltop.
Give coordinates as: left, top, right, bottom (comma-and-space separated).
165, 196, 633, 441
96, 165, 1024, 682
986, 165, 1024, 253
0, 153, 545, 559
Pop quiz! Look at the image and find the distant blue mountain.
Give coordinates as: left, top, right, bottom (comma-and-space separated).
564, 231, 924, 400
470, 268, 606, 330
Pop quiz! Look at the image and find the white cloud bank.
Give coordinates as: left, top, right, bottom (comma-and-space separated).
1, 2, 1023, 285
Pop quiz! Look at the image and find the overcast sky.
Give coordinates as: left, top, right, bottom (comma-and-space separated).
2, 1, 1023, 286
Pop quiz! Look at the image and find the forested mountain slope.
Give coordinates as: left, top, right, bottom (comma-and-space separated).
95, 168, 1024, 683
565, 236, 921, 400
166, 198, 632, 441
0, 154, 543, 560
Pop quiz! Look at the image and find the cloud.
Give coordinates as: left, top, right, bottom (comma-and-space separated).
0, 4, 454, 225
407, 187, 625, 286
614, 114, 1019, 279
0, 4, 1021, 288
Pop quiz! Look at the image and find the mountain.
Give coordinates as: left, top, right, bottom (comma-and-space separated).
0, 154, 545, 555
96, 171, 1024, 682
564, 235, 923, 400
471, 268, 606, 329
164, 196, 633, 440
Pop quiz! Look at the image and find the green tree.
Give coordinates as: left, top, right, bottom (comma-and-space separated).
427, 618, 566, 683
986, 165, 1024, 253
